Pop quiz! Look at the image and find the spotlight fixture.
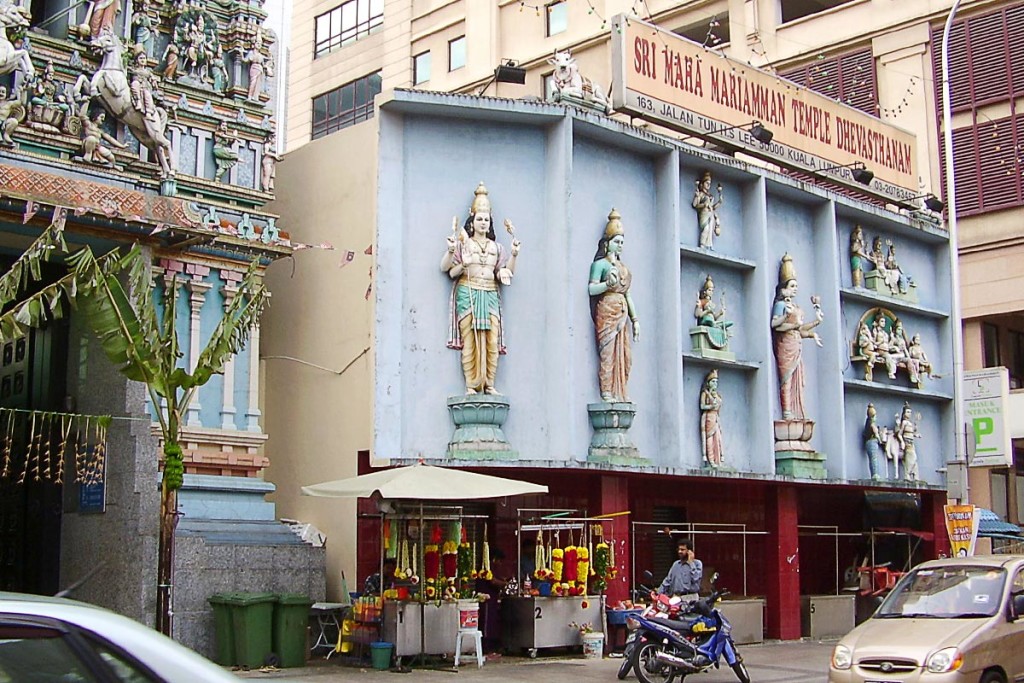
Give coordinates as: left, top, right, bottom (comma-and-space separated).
903, 194, 945, 212
814, 161, 875, 186
477, 60, 527, 95
680, 120, 774, 145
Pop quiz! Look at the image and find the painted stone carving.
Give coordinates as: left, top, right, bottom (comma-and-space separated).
589, 208, 639, 402
209, 52, 228, 93
260, 134, 280, 193
78, 111, 126, 167
0, 1, 34, 80
866, 234, 916, 301
212, 121, 239, 182
547, 49, 611, 114
849, 224, 869, 288
863, 403, 884, 480
700, 369, 724, 468
83, 0, 120, 40
244, 31, 268, 101
440, 182, 520, 395
131, 0, 155, 59
690, 273, 733, 360
693, 171, 723, 249
862, 402, 920, 481
91, 28, 175, 178
0, 85, 23, 146
894, 402, 920, 481
160, 42, 179, 81
771, 253, 826, 478
851, 308, 936, 389
26, 60, 79, 135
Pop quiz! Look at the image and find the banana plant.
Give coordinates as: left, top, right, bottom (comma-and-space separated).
0, 227, 269, 636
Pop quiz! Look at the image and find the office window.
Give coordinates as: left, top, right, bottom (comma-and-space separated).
449, 36, 466, 71
983, 322, 1001, 367
781, 0, 857, 24
672, 14, 730, 47
413, 51, 431, 85
314, 0, 384, 58
311, 72, 382, 140
1010, 330, 1024, 389
543, 72, 555, 99
546, 1, 567, 37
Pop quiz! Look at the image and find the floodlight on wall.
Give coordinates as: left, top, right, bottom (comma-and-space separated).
680, 120, 774, 145
903, 194, 946, 212
813, 161, 875, 185
476, 60, 527, 95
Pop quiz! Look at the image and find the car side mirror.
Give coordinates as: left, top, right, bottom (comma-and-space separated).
1012, 594, 1024, 621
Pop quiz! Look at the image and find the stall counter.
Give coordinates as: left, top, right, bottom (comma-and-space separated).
382, 600, 459, 657
503, 596, 604, 655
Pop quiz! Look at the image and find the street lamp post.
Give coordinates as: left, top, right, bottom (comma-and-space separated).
941, 0, 969, 503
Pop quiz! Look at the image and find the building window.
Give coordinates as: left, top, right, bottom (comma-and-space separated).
543, 72, 555, 99
1009, 330, 1024, 389
413, 51, 431, 85
672, 14, 730, 47
314, 0, 384, 58
449, 36, 466, 71
781, 0, 857, 24
546, 1, 567, 37
933, 4, 1024, 217
983, 322, 1001, 367
311, 72, 382, 140
779, 47, 878, 115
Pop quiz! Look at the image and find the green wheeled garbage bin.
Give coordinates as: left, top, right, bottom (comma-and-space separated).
272, 594, 313, 668
229, 592, 277, 668
208, 593, 238, 666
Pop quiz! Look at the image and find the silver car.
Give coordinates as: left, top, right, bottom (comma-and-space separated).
829, 555, 1024, 683
0, 591, 241, 682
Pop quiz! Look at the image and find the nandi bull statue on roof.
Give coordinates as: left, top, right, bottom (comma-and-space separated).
547, 49, 611, 115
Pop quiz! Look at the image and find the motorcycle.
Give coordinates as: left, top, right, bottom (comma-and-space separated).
628, 578, 750, 683
618, 572, 700, 680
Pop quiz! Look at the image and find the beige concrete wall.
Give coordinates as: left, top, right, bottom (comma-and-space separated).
262, 123, 378, 599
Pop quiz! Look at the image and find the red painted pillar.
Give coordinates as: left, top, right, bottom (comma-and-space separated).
599, 475, 630, 605
921, 491, 951, 560
766, 485, 801, 640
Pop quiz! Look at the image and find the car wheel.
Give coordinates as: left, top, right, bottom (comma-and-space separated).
979, 671, 1006, 683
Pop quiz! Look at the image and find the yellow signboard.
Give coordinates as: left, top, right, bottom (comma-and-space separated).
944, 505, 979, 557
610, 15, 920, 204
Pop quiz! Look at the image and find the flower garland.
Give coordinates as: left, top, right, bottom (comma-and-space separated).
551, 547, 564, 582
442, 540, 458, 578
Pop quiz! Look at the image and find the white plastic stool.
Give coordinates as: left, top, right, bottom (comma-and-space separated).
454, 629, 484, 668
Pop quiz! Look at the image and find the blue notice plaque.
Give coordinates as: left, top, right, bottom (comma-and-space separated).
79, 467, 106, 514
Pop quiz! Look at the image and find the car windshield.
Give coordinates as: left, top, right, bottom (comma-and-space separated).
875, 565, 1006, 619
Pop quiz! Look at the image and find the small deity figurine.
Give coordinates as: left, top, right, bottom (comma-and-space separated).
894, 403, 920, 480
849, 225, 872, 288
212, 121, 239, 182
210, 51, 228, 93
700, 370, 724, 467
770, 254, 823, 420
161, 42, 180, 81
28, 60, 70, 124
260, 133, 281, 193
884, 243, 912, 295
129, 47, 159, 118
80, 111, 126, 166
84, 0, 121, 39
692, 170, 723, 249
906, 334, 935, 386
244, 32, 267, 101
862, 403, 884, 480
589, 208, 639, 402
132, 0, 155, 59
693, 273, 732, 349
0, 86, 21, 147
440, 182, 521, 395
870, 314, 899, 380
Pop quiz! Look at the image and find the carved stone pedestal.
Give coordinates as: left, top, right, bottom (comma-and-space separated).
588, 402, 642, 464
689, 327, 735, 361
160, 177, 178, 196
773, 419, 826, 479
865, 270, 917, 303
446, 394, 517, 460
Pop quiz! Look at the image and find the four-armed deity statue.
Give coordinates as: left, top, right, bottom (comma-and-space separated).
690, 273, 734, 360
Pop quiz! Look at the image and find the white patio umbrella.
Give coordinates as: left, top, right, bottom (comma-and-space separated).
301, 463, 548, 500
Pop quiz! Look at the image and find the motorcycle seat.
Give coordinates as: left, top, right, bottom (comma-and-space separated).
648, 615, 701, 632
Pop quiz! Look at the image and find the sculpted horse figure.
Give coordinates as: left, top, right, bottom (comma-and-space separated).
0, 1, 34, 80
547, 49, 610, 114
90, 28, 174, 177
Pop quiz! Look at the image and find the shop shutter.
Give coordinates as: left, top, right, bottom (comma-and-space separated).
967, 11, 1011, 105
931, 20, 971, 111
1009, 5, 1024, 95
976, 115, 1020, 211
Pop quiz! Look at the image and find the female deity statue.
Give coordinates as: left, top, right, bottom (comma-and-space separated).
440, 183, 521, 395
700, 370, 724, 467
245, 32, 267, 101
85, 0, 120, 39
894, 403, 920, 480
132, 1, 155, 59
588, 208, 640, 402
161, 42, 180, 81
862, 403, 884, 480
693, 273, 732, 349
849, 225, 871, 288
770, 254, 823, 421
692, 170, 723, 249
212, 121, 239, 182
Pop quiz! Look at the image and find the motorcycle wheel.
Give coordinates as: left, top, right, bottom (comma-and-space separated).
632, 642, 677, 683
731, 660, 751, 683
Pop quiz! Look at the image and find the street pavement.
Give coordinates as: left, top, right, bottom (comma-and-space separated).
234, 637, 836, 682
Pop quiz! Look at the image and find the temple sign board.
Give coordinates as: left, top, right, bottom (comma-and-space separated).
609, 15, 920, 206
